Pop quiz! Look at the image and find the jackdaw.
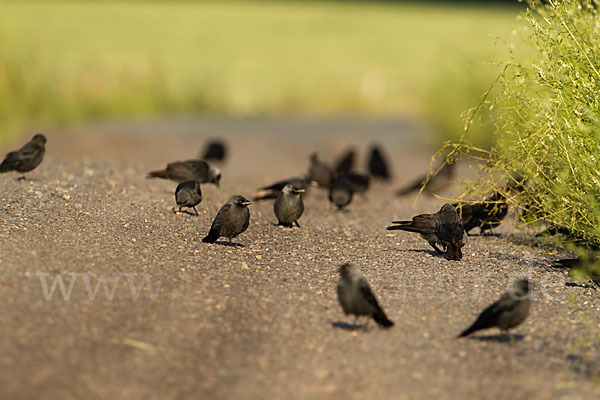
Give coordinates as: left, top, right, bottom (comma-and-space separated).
344, 171, 370, 195
387, 204, 465, 260
329, 177, 353, 210
274, 184, 305, 227
458, 279, 532, 338
396, 161, 454, 196
201, 140, 227, 162
454, 191, 508, 236
368, 145, 391, 180
308, 153, 333, 188
337, 263, 394, 328
334, 149, 355, 175
254, 176, 309, 201
174, 180, 202, 216
0, 133, 47, 178
147, 160, 221, 186
551, 256, 600, 287
202, 195, 251, 243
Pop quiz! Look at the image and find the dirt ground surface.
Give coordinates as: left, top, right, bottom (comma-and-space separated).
1, 117, 599, 400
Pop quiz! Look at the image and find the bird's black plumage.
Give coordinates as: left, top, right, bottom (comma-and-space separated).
337, 263, 393, 328
201, 140, 227, 162
367, 145, 391, 180
202, 195, 251, 243
387, 204, 465, 260
308, 153, 333, 188
147, 160, 221, 185
0, 133, 47, 177
454, 191, 508, 235
334, 149, 355, 175
344, 171, 370, 195
458, 280, 531, 338
175, 180, 203, 216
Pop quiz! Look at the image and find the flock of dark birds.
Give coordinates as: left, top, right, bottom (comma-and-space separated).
0, 132, 595, 339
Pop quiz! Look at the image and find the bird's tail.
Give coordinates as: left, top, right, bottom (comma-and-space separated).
373, 309, 394, 328
457, 324, 477, 338
386, 224, 426, 234
202, 228, 219, 243
146, 170, 168, 179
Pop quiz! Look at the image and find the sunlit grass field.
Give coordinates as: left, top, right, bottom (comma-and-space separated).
0, 1, 521, 143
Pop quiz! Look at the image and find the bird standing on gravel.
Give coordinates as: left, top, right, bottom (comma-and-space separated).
395, 161, 454, 196
174, 180, 202, 216
147, 160, 221, 186
308, 153, 333, 188
201, 140, 227, 162
329, 176, 354, 211
367, 145, 391, 181
336, 263, 394, 328
387, 204, 465, 260
202, 195, 251, 244
254, 176, 309, 201
458, 279, 532, 338
0, 133, 47, 179
454, 191, 509, 236
274, 184, 304, 227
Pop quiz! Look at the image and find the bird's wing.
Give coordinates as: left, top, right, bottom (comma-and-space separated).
211, 203, 232, 229
358, 278, 382, 310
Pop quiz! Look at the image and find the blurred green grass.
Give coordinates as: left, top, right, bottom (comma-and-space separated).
0, 1, 521, 143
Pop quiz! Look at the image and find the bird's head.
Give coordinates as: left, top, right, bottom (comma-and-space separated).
208, 166, 221, 187
32, 133, 47, 144
230, 195, 252, 207
338, 263, 358, 278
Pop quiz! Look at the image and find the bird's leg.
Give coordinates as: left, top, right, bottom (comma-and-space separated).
430, 243, 444, 254
362, 317, 370, 331
295, 220, 301, 228
17, 176, 26, 181
192, 206, 199, 216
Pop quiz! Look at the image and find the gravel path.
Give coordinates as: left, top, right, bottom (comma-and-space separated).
1, 117, 599, 400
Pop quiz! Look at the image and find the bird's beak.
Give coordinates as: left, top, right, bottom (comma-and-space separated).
242, 200, 252, 206
295, 189, 305, 193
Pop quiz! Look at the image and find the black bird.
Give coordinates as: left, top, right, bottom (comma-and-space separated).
454, 191, 509, 236
308, 153, 333, 188
387, 204, 465, 260
344, 171, 370, 195
396, 161, 454, 196
329, 177, 353, 210
0, 133, 47, 178
337, 263, 394, 328
201, 140, 227, 162
334, 149, 355, 175
254, 176, 309, 201
551, 256, 600, 287
458, 279, 532, 338
147, 160, 221, 185
202, 195, 251, 243
274, 184, 305, 227
174, 180, 202, 216
367, 145, 391, 180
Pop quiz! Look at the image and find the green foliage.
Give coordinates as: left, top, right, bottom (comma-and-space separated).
0, 1, 519, 144
446, 0, 600, 278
